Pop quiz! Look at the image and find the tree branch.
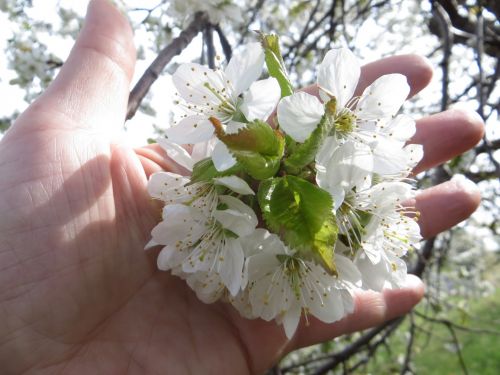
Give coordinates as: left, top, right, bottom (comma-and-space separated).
311, 318, 405, 375
126, 12, 209, 120
214, 24, 233, 62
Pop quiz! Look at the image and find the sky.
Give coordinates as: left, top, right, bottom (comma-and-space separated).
0, 0, 203, 146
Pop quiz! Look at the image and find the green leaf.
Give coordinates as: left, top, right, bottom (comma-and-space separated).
283, 114, 332, 174
190, 157, 241, 183
259, 33, 294, 98
260, 176, 338, 274
257, 178, 279, 219
211, 117, 285, 180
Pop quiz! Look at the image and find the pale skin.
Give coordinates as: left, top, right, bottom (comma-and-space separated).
0, 1, 484, 374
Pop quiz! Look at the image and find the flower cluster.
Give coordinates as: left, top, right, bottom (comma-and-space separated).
147, 36, 423, 339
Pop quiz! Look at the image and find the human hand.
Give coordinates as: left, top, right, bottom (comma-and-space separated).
0, 1, 483, 374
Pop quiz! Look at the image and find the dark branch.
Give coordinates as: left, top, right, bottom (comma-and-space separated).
311, 318, 404, 375
432, 1, 453, 111
126, 12, 209, 120
204, 25, 216, 69
214, 24, 233, 62
428, 0, 500, 57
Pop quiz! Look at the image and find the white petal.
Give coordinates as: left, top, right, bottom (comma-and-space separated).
340, 289, 355, 314
224, 43, 265, 96
372, 138, 411, 175
240, 77, 281, 121
172, 63, 225, 105
385, 251, 408, 288
321, 141, 373, 208
157, 138, 194, 171
144, 238, 159, 250
335, 254, 362, 286
301, 262, 344, 323
213, 176, 255, 195
245, 251, 282, 283
362, 240, 382, 264
404, 144, 424, 169
152, 205, 206, 245
165, 116, 214, 144
214, 195, 258, 236
356, 74, 410, 120
355, 255, 384, 291
282, 304, 301, 339
317, 48, 360, 108
249, 270, 289, 321
218, 238, 245, 296
277, 92, 324, 142
225, 120, 247, 134
147, 172, 189, 200
384, 114, 416, 142
157, 245, 176, 270
308, 288, 344, 324
330, 186, 346, 211
315, 136, 340, 166
186, 271, 225, 303
229, 291, 255, 319
191, 138, 217, 163
212, 141, 237, 171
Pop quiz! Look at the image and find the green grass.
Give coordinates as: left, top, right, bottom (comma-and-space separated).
412, 286, 500, 375
359, 267, 500, 375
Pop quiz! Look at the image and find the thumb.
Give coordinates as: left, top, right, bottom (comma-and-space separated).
24, 0, 136, 133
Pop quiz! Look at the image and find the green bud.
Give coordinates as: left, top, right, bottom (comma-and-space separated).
210, 117, 285, 180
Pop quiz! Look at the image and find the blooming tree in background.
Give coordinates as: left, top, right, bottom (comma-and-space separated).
0, 0, 498, 373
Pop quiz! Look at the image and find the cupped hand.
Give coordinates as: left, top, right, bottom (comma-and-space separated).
0, 1, 483, 374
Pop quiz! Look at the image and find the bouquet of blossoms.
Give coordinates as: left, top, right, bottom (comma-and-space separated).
146, 35, 423, 339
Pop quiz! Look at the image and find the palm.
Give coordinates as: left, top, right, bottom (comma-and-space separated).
0, 1, 483, 374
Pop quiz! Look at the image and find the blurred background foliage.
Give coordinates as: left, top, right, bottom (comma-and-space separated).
0, 0, 498, 373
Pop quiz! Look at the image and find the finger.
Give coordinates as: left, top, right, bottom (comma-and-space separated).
291, 275, 424, 349
17, 0, 135, 134
303, 54, 433, 99
411, 178, 481, 239
355, 54, 433, 98
134, 145, 189, 177
411, 109, 484, 174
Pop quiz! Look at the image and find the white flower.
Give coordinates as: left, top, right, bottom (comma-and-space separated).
315, 137, 374, 210
277, 48, 423, 205
156, 138, 215, 172
242, 233, 360, 339
153, 196, 257, 296
354, 249, 408, 291
333, 180, 421, 292
147, 172, 219, 215
314, 122, 423, 209
165, 43, 280, 145
148, 172, 257, 296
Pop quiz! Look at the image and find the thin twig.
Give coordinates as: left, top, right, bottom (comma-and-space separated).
238, 0, 266, 45
415, 311, 500, 336
444, 321, 470, 375
400, 312, 416, 375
